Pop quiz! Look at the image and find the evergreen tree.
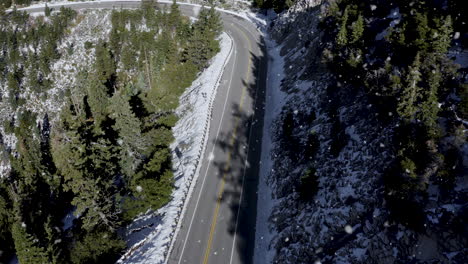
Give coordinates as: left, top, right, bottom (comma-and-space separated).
108, 90, 144, 177
184, 28, 211, 69
336, 7, 349, 47
11, 221, 48, 264
44, 216, 64, 264
397, 54, 422, 120
123, 150, 173, 221
52, 100, 120, 232
432, 15, 453, 54
206, 6, 223, 37
69, 228, 125, 264
44, 4, 51, 17
86, 77, 109, 132
185, 6, 221, 70
418, 65, 441, 135
0, 194, 12, 260
413, 12, 430, 51
168, 0, 181, 31
94, 41, 115, 84
350, 14, 364, 44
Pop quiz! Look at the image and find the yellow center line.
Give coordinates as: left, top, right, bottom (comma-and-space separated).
202, 25, 253, 264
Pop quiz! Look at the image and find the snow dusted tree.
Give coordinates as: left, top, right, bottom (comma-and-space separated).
432, 15, 453, 54
108, 89, 144, 178
86, 77, 109, 132
336, 7, 349, 47
94, 41, 115, 84
397, 53, 422, 121
414, 12, 430, 52
418, 55, 442, 136
350, 14, 364, 44
12, 221, 48, 264
52, 98, 121, 232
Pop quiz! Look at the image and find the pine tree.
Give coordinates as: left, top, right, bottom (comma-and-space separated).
168, 0, 181, 32
69, 229, 125, 264
418, 63, 441, 135
414, 12, 430, 51
432, 15, 453, 54
184, 28, 211, 69
108, 90, 144, 177
52, 100, 121, 232
336, 7, 349, 47
86, 77, 109, 132
0, 194, 12, 259
94, 42, 115, 84
44, 4, 51, 17
12, 221, 49, 264
350, 14, 364, 44
397, 53, 422, 121
206, 6, 223, 37
44, 216, 64, 264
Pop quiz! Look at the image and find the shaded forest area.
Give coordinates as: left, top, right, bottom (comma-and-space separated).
0, 3, 222, 263
320, 0, 467, 229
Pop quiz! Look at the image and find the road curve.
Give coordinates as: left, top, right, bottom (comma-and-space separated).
23, 2, 267, 264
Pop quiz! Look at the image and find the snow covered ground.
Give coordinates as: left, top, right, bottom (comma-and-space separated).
0, 9, 112, 178
13, 0, 266, 31
253, 37, 286, 264
251, 1, 468, 263
117, 32, 233, 264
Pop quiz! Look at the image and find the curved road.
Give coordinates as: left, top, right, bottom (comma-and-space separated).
24, 2, 267, 264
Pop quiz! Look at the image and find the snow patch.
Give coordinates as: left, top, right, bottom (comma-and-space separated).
253, 36, 287, 264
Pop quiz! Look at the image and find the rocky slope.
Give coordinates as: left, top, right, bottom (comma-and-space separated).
262, 0, 468, 263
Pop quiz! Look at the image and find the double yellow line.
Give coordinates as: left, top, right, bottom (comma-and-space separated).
202, 25, 254, 264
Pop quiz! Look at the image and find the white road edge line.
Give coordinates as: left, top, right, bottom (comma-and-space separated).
175, 35, 237, 264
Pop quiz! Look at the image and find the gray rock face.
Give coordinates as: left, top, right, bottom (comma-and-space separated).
265, 1, 468, 263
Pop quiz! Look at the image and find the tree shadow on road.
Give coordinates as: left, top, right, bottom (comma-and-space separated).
210, 40, 268, 264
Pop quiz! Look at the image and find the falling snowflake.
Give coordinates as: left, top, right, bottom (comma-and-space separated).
345, 225, 353, 234
208, 152, 215, 161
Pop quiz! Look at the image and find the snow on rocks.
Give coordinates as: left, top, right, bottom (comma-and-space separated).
256, 1, 468, 263
118, 32, 233, 264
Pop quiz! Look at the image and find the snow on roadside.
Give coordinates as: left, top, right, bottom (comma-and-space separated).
253, 36, 286, 264
15, 0, 269, 35
118, 32, 233, 264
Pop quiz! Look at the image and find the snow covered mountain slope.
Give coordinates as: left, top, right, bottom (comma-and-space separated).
255, 0, 468, 263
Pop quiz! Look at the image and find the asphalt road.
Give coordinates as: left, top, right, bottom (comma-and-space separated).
24, 2, 267, 264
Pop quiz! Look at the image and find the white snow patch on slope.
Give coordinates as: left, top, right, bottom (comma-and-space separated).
118, 32, 233, 264
253, 36, 286, 264
16, 0, 268, 36
375, 8, 401, 41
